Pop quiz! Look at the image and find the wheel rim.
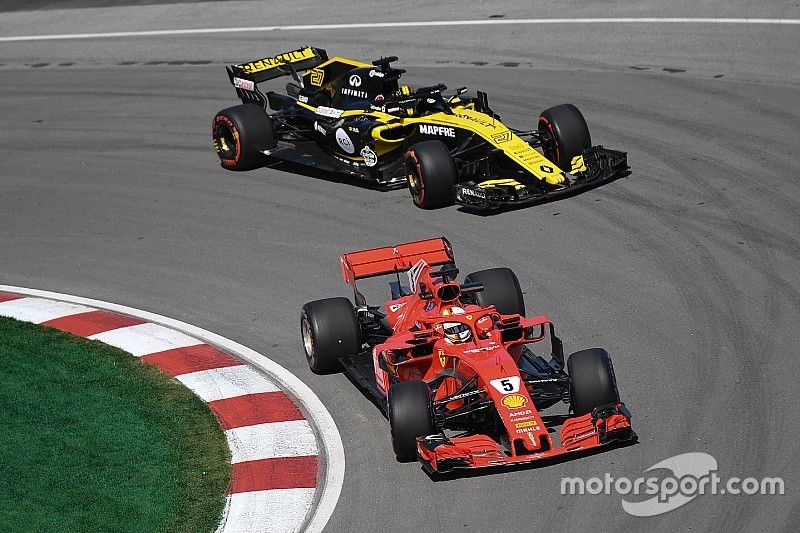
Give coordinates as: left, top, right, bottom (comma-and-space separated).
538, 117, 561, 167
301, 316, 315, 364
406, 153, 424, 204
214, 121, 237, 159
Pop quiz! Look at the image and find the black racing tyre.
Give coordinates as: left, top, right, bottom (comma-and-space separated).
212, 103, 276, 171
538, 104, 592, 171
567, 348, 620, 416
388, 380, 435, 461
405, 140, 458, 209
463, 267, 525, 316
300, 297, 361, 374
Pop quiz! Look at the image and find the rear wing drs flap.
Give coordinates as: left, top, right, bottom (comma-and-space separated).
340, 237, 454, 287
227, 46, 328, 84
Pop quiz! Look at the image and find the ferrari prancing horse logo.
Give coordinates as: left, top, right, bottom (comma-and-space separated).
438, 348, 446, 368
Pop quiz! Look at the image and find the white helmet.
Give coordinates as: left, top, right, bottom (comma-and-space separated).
441, 306, 471, 344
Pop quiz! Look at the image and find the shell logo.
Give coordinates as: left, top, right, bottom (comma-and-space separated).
501, 394, 528, 409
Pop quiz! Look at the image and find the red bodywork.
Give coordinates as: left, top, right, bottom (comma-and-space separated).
341, 237, 633, 472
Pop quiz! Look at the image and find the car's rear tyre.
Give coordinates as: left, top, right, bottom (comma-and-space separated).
405, 140, 458, 209
463, 267, 525, 316
538, 104, 591, 171
388, 380, 435, 461
212, 104, 276, 171
300, 297, 361, 374
567, 348, 620, 415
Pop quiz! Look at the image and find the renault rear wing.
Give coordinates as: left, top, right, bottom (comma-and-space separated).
228, 46, 328, 84
340, 237, 454, 287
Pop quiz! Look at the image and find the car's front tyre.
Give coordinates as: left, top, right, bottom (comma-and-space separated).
405, 140, 458, 209
538, 104, 592, 171
388, 380, 436, 461
567, 348, 620, 415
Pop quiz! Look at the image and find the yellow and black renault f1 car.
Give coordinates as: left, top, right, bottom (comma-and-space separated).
211, 47, 629, 211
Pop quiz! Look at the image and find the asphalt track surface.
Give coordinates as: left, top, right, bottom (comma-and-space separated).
1, 1, 799, 531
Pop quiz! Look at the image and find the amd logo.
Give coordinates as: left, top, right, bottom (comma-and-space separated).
419, 124, 456, 137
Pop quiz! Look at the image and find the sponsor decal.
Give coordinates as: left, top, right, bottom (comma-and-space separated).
509, 409, 533, 418
298, 94, 309, 103
369, 69, 385, 78
309, 68, 325, 87
335, 128, 355, 154
360, 146, 378, 167
419, 124, 456, 137
332, 154, 361, 167
491, 131, 512, 143
315, 106, 344, 118
349, 74, 362, 87
438, 348, 446, 368
539, 164, 555, 173
238, 47, 316, 75
388, 302, 405, 312
455, 113, 498, 129
462, 343, 497, 353
515, 420, 539, 429
501, 393, 528, 409
490, 376, 521, 394
233, 77, 255, 91
460, 188, 487, 199
341, 87, 368, 99
313, 121, 326, 136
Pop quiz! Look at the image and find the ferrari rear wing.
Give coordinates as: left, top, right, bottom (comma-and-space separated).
341, 237, 454, 286
228, 46, 328, 83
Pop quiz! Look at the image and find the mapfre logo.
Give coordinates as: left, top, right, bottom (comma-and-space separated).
419, 124, 456, 137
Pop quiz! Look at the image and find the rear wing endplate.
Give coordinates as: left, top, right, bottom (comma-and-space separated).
341, 237, 454, 286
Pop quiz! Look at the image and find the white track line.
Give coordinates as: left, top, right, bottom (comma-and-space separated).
89, 322, 203, 357
0, 297, 92, 322
0, 285, 345, 533
223, 489, 316, 533
226, 420, 318, 463
178, 365, 281, 402
0, 18, 798, 42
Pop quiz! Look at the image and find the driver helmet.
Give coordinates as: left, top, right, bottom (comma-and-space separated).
441, 306, 471, 344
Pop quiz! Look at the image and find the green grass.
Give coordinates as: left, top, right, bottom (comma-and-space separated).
0, 316, 230, 533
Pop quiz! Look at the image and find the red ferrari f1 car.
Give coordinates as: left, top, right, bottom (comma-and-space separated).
301, 237, 635, 472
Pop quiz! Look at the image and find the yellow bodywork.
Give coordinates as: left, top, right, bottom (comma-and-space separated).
296, 92, 564, 183
400, 107, 565, 185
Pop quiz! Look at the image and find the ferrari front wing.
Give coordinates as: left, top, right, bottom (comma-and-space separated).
454, 146, 629, 211
417, 403, 635, 474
